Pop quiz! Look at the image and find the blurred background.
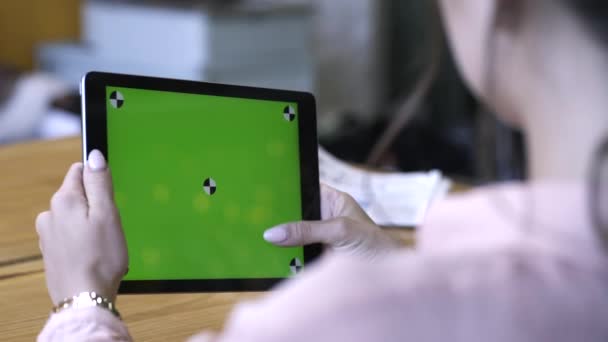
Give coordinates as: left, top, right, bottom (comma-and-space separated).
0, 0, 525, 184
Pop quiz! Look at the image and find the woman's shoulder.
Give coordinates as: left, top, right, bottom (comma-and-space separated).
418, 180, 605, 264
418, 182, 529, 252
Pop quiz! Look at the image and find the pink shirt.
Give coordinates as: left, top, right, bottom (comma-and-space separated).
38, 182, 608, 341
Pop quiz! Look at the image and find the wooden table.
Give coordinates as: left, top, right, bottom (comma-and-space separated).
0, 137, 417, 341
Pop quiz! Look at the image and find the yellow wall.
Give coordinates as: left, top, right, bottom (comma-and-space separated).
0, 0, 80, 70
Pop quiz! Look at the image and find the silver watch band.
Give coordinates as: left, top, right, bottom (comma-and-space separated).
52, 291, 121, 319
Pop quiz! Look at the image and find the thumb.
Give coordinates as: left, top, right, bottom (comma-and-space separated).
83, 150, 114, 213
263, 218, 351, 247
321, 184, 374, 223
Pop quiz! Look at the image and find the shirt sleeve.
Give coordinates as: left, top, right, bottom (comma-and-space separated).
206, 253, 475, 342
204, 248, 608, 342
210, 255, 417, 342
38, 306, 132, 342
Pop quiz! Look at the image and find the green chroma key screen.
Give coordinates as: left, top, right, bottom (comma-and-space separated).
106, 86, 304, 280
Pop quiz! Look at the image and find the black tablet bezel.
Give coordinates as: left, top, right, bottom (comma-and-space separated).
81, 71, 322, 293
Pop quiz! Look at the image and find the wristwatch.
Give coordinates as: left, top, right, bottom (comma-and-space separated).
52, 292, 121, 319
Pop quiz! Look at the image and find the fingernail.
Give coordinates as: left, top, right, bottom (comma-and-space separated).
263, 227, 288, 243
88, 150, 107, 171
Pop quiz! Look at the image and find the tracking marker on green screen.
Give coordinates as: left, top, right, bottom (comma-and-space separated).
109, 90, 124, 109
203, 178, 217, 196
283, 105, 296, 122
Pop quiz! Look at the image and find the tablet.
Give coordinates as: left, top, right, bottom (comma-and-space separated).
81, 72, 322, 293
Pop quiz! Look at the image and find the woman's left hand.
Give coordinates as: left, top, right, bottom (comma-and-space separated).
36, 150, 128, 305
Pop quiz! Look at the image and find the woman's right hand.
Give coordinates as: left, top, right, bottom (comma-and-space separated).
263, 184, 402, 259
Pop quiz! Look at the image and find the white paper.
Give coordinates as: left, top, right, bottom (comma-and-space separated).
319, 147, 449, 227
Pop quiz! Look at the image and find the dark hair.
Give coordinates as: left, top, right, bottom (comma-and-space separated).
565, 0, 608, 248
566, 1, 608, 45
591, 138, 608, 249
